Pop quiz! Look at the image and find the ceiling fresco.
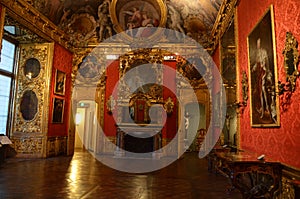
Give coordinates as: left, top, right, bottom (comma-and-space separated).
27, 0, 223, 48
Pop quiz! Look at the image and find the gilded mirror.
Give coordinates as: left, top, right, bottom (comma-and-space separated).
283, 32, 299, 92
24, 58, 41, 79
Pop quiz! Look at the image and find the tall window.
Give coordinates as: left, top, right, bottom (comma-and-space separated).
0, 39, 17, 136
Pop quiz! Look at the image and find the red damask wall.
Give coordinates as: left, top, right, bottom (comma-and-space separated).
163, 61, 177, 139
237, 0, 300, 168
48, 43, 73, 136
104, 60, 119, 137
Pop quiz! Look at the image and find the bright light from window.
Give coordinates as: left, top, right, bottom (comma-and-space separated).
4, 26, 16, 35
75, 113, 82, 125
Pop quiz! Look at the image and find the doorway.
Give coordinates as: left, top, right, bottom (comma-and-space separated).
75, 100, 98, 152
184, 102, 206, 151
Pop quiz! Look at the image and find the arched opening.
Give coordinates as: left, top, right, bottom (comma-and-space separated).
184, 102, 206, 152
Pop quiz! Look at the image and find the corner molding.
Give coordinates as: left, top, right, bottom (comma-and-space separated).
0, 0, 73, 51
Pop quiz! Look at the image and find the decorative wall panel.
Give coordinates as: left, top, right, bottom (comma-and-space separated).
46, 136, 68, 157
12, 43, 54, 158
11, 136, 44, 157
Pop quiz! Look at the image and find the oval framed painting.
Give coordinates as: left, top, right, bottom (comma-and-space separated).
110, 0, 167, 41
20, 90, 38, 121
24, 58, 41, 79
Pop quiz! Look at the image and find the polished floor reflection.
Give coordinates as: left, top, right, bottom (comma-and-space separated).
0, 150, 242, 198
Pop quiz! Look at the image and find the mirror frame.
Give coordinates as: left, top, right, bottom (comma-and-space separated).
283, 32, 299, 92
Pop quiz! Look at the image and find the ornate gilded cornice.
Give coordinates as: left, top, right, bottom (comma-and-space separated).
4, 15, 47, 43
0, 0, 72, 51
209, 0, 239, 54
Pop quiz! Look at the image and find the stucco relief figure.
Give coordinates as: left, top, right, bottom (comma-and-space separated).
184, 112, 190, 135
166, 3, 185, 39
59, 8, 71, 26
251, 38, 277, 123
97, 0, 113, 41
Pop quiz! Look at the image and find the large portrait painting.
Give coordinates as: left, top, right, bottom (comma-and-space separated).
247, 5, 280, 127
110, 0, 167, 39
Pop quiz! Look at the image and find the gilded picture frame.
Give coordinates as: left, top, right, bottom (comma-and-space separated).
54, 69, 66, 96
247, 5, 280, 127
110, 0, 167, 40
52, 98, 65, 123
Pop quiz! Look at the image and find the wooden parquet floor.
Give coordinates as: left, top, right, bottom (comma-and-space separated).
0, 150, 242, 199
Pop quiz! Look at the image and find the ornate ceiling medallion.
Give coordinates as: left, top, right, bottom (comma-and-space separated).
110, 0, 167, 43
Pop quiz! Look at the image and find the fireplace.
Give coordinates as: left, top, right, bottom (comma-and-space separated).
124, 133, 154, 153
115, 124, 163, 158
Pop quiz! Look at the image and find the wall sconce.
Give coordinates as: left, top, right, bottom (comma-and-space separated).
230, 71, 248, 116
229, 101, 247, 116
278, 81, 293, 112
278, 80, 293, 95
163, 97, 174, 115
278, 31, 300, 111
106, 95, 116, 114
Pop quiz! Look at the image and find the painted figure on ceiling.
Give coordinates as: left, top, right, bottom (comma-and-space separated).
97, 0, 113, 41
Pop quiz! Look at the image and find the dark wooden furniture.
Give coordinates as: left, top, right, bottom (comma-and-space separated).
211, 150, 282, 199
292, 180, 300, 198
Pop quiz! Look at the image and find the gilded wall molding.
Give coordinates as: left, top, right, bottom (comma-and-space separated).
118, 49, 164, 103
0, 0, 72, 51
11, 136, 44, 158
209, 0, 239, 54
176, 55, 212, 89
13, 43, 53, 133
4, 15, 47, 43
12, 43, 53, 157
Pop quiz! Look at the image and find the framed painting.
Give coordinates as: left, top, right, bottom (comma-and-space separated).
54, 69, 66, 96
247, 5, 280, 127
110, 0, 167, 40
220, 18, 236, 87
52, 98, 65, 123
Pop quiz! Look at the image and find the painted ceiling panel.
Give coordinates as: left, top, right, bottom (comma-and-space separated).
28, 0, 223, 48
